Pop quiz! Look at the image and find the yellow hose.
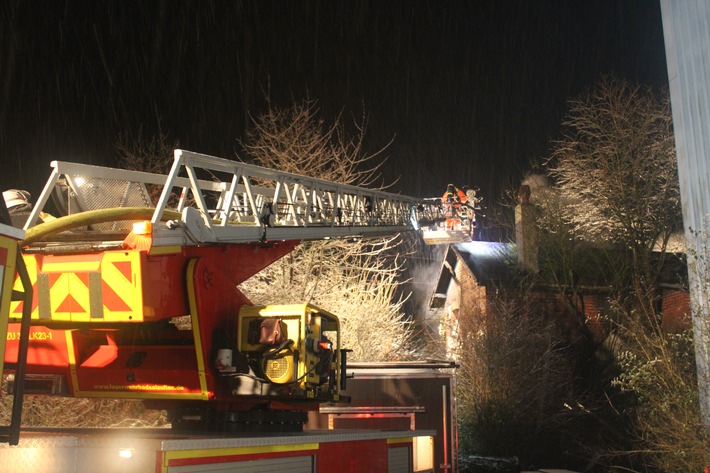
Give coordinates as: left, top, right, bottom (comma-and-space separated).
23, 207, 182, 245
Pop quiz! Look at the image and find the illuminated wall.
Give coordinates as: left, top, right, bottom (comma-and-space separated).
661, 0, 710, 425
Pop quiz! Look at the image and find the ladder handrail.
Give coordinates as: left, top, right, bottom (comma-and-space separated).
23, 149, 445, 245
0, 222, 32, 446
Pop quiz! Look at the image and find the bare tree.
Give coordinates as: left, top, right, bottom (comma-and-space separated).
115, 126, 179, 204
240, 99, 391, 188
241, 237, 413, 361
238, 98, 414, 362
546, 77, 681, 314
611, 313, 709, 471
115, 126, 178, 175
455, 286, 582, 468
529, 78, 704, 470
0, 391, 165, 428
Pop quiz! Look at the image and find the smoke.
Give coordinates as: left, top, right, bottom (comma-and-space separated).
521, 173, 551, 204
400, 236, 447, 329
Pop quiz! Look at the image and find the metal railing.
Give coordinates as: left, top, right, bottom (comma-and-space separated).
24, 149, 444, 245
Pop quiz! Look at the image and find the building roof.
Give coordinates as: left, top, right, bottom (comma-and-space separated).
429, 241, 518, 309
451, 241, 518, 282
429, 239, 688, 310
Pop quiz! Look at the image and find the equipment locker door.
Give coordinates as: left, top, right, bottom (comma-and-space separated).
168, 455, 314, 473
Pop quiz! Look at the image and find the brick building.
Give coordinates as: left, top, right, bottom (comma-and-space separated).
429, 241, 691, 357
428, 196, 691, 356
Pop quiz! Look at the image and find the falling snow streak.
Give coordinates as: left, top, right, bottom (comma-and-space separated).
0, 0, 668, 203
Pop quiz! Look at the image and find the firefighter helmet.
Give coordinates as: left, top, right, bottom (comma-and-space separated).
2, 189, 31, 211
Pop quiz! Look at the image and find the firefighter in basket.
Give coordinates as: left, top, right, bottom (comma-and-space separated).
441, 184, 467, 231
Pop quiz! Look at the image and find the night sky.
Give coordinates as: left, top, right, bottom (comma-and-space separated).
0, 1, 669, 205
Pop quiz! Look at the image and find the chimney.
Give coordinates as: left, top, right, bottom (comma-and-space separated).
515, 185, 538, 272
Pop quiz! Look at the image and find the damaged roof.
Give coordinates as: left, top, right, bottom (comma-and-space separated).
429, 241, 519, 309
451, 241, 518, 282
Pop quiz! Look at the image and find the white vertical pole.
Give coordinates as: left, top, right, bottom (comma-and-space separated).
661, 0, 710, 426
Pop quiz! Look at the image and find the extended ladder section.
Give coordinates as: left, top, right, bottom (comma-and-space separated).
23, 149, 444, 246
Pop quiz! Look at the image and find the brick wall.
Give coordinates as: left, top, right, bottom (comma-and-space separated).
440, 255, 692, 353
661, 288, 691, 333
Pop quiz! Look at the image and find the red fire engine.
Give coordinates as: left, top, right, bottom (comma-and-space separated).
0, 150, 451, 472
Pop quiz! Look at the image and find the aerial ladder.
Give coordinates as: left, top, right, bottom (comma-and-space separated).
0, 149, 444, 439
